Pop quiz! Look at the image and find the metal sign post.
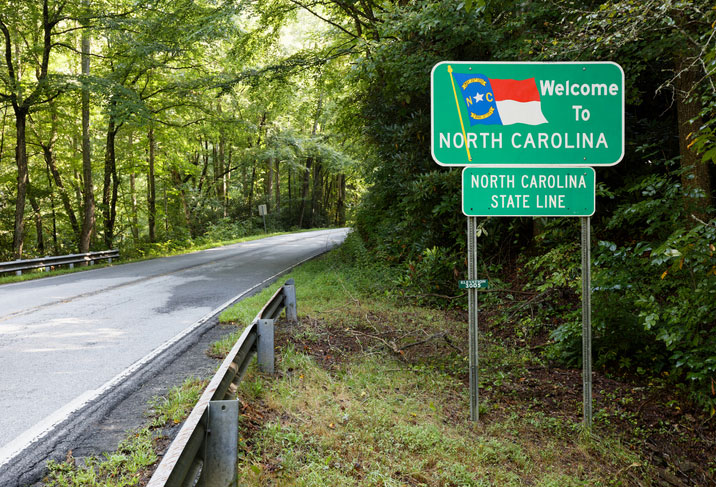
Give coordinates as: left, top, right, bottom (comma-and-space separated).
581, 216, 592, 427
467, 216, 479, 421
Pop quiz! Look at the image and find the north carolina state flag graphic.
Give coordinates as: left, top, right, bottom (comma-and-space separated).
452, 73, 548, 126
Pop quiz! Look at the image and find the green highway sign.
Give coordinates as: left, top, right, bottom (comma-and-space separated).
462, 167, 595, 217
431, 62, 624, 166
459, 279, 489, 289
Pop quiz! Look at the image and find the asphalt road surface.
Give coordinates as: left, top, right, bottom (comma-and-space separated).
0, 229, 348, 464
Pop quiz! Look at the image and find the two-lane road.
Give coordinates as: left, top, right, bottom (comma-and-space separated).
0, 229, 348, 463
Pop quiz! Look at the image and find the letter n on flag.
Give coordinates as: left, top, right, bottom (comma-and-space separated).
452, 73, 548, 126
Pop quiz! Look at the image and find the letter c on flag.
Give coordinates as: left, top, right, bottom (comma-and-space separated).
486, 93, 493, 102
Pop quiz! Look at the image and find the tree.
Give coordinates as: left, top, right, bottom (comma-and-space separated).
0, 0, 66, 258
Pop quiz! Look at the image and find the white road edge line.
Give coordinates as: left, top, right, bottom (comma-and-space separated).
0, 241, 340, 469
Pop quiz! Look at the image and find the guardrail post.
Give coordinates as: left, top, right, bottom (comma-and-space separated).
200, 400, 238, 487
257, 318, 275, 374
283, 279, 297, 322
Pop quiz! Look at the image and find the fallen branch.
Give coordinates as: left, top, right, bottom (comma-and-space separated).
399, 332, 447, 351
401, 292, 465, 300
691, 214, 716, 228
398, 332, 464, 354
505, 288, 555, 323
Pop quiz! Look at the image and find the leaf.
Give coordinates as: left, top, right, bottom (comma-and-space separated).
661, 270, 668, 279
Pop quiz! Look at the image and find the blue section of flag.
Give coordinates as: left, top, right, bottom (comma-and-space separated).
452, 72, 503, 126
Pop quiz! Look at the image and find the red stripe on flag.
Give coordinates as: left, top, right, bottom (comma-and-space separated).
490, 78, 540, 102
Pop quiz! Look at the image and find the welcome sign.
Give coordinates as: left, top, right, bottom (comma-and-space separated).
431, 62, 624, 166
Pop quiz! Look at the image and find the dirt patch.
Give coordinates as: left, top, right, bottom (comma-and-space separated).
275, 309, 467, 371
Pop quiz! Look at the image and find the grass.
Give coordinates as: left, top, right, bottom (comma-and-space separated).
217, 233, 654, 486
0, 227, 331, 286
43, 377, 207, 487
147, 377, 207, 428
45, 429, 157, 487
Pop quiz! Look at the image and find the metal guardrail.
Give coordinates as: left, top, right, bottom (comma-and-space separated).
147, 279, 297, 487
0, 249, 119, 276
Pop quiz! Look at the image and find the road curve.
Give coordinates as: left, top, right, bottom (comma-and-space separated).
0, 229, 348, 458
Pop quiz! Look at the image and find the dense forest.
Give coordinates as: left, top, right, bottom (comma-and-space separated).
1, 0, 714, 411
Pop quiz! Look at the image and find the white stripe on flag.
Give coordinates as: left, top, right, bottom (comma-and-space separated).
495, 100, 548, 125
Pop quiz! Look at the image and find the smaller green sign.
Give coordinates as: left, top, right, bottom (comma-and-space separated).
459, 280, 489, 289
462, 167, 595, 217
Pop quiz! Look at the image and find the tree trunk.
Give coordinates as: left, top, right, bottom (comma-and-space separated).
298, 157, 312, 228
79, 6, 94, 254
173, 169, 192, 229
226, 146, 232, 213
212, 142, 219, 201
275, 159, 280, 212
309, 162, 322, 227
248, 166, 256, 218
216, 102, 226, 215
0, 106, 7, 161
148, 125, 156, 242
337, 174, 346, 226
219, 137, 227, 217
674, 55, 712, 221
103, 115, 118, 248
129, 132, 139, 240
324, 176, 332, 222
265, 157, 273, 211
29, 184, 44, 255
247, 112, 267, 218
45, 164, 59, 254
12, 109, 29, 259
44, 141, 80, 244
163, 175, 168, 234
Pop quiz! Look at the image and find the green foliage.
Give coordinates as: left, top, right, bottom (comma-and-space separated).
45, 428, 157, 487
147, 377, 205, 427
199, 218, 256, 243
593, 222, 716, 410
395, 246, 460, 306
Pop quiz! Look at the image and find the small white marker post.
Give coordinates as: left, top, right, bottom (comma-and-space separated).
258, 204, 267, 233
